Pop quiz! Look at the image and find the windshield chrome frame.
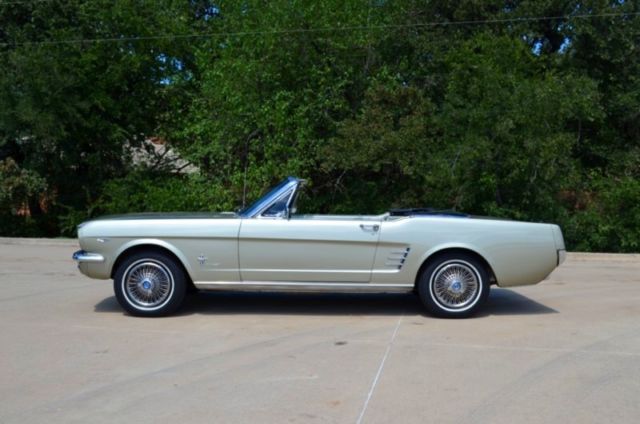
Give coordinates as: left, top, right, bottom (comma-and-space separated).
239, 176, 303, 219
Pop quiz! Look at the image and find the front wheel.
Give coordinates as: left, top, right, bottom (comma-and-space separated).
417, 253, 490, 318
113, 251, 187, 317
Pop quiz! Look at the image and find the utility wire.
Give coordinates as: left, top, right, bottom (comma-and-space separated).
0, 0, 52, 5
1, 11, 639, 47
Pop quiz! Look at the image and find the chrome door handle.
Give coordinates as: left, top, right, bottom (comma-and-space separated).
360, 224, 380, 232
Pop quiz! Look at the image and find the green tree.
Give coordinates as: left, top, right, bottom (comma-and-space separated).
0, 0, 199, 234
0, 0, 638, 251
0, 158, 46, 236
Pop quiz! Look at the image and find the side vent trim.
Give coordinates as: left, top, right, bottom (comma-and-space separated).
385, 247, 411, 270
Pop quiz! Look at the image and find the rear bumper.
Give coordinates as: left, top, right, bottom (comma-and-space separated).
557, 249, 566, 266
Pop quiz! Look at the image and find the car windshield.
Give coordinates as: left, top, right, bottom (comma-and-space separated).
238, 178, 294, 217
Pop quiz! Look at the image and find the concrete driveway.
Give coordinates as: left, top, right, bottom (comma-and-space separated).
1, 239, 639, 423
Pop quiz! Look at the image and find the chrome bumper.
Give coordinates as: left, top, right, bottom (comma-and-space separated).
72, 250, 105, 263
557, 249, 566, 266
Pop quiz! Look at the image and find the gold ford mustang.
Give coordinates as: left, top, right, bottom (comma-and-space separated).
73, 177, 566, 318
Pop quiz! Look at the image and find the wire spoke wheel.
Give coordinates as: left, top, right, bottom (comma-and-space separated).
114, 251, 187, 317
430, 260, 481, 310
123, 260, 174, 310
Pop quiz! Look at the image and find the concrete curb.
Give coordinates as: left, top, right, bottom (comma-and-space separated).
0, 237, 78, 247
567, 252, 640, 262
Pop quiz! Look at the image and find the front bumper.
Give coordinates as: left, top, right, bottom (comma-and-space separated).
73, 250, 111, 279
72, 250, 105, 263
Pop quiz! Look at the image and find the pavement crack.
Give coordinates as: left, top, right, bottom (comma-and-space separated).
355, 315, 403, 424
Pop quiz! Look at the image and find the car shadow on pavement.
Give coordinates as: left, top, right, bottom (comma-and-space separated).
94, 288, 556, 317
478, 288, 558, 317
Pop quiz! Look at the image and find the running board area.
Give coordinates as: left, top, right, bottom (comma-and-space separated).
193, 281, 414, 293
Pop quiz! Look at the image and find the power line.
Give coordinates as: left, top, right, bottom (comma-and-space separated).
1, 11, 639, 47
0, 0, 52, 5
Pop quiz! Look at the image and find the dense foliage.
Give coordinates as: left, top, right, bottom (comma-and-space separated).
0, 0, 638, 252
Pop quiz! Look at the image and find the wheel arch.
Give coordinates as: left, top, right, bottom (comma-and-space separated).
110, 240, 194, 286
414, 246, 497, 289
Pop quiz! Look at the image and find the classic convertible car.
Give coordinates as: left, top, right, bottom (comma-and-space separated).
73, 177, 566, 318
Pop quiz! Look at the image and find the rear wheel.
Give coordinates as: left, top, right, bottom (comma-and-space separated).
417, 253, 490, 318
113, 251, 187, 317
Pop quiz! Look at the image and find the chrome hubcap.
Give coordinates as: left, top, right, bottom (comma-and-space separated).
124, 261, 173, 309
432, 262, 479, 309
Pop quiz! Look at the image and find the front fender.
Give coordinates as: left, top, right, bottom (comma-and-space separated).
111, 239, 195, 280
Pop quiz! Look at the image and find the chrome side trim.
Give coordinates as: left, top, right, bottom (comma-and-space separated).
241, 268, 403, 275
72, 250, 105, 263
193, 281, 414, 293
242, 268, 372, 274
386, 247, 411, 270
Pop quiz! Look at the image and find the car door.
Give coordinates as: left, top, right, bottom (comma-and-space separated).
239, 216, 381, 283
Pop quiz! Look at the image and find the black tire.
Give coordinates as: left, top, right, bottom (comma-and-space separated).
113, 251, 187, 317
417, 253, 490, 318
